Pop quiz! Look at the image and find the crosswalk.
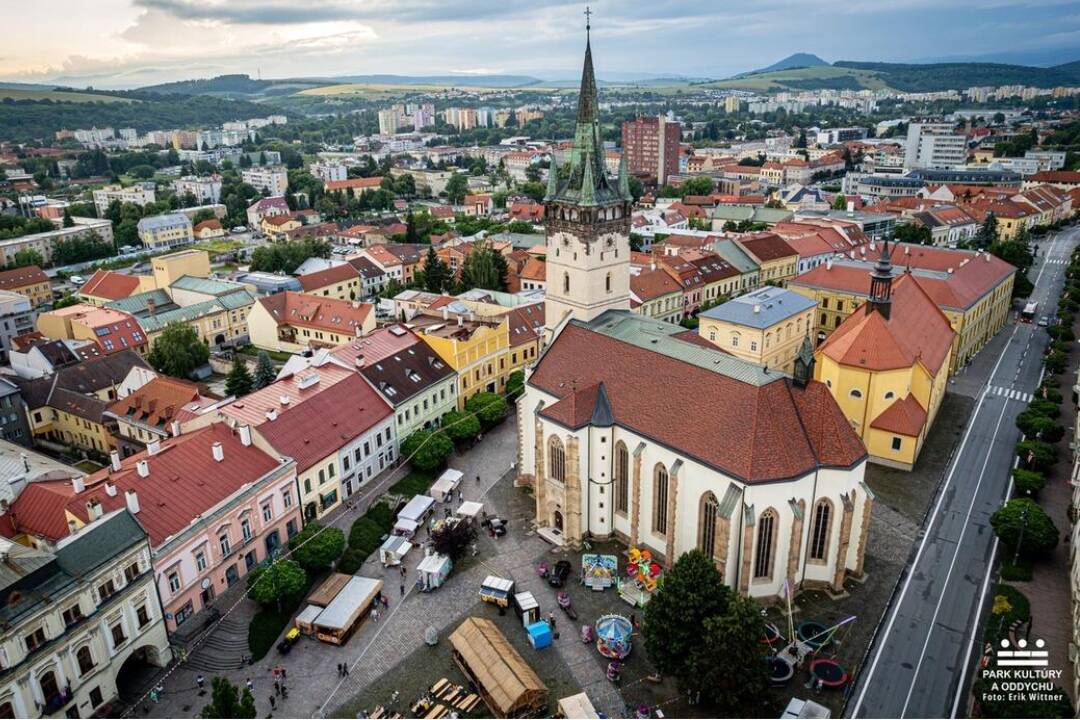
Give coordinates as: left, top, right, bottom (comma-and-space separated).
1044, 258, 1068, 265
987, 385, 1033, 403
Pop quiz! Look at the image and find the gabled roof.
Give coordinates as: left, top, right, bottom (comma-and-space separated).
734, 233, 798, 263
870, 394, 927, 437
106, 376, 212, 431
505, 303, 544, 348
257, 292, 373, 335
80, 269, 141, 301
0, 265, 48, 292
14, 349, 150, 418
700, 287, 816, 329
818, 272, 954, 375
530, 311, 866, 483
630, 268, 682, 303
298, 263, 360, 292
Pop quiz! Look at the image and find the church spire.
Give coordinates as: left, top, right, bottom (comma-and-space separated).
576, 8, 599, 126
867, 239, 894, 320
545, 154, 560, 202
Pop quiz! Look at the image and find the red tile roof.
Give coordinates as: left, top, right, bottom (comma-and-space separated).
735, 233, 798, 262
80, 269, 141, 301
193, 219, 223, 232
519, 257, 546, 282
69, 424, 284, 547
631, 268, 682, 302
818, 273, 954, 375
0, 265, 48, 292
0, 480, 77, 541
530, 321, 865, 482
298, 263, 360, 292
107, 376, 212, 430
508, 202, 544, 221
256, 374, 392, 472
870, 394, 927, 437
257, 292, 373, 335
1027, 171, 1080, 185
325, 176, 384, 192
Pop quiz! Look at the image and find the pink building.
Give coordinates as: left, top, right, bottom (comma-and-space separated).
63, 423, 299, 631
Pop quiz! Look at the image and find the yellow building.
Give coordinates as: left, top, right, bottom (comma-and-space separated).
789, 244, 1015, 372
733, 233, 799, 286
146, 249, 213, 291
814, 257, 955, 470
298, 264, 362, 301
0, 266, 52, 308
697, 286, 818, 373
261, 215, 301, 240
410, 311, 510, 407
247, 291, 376, 353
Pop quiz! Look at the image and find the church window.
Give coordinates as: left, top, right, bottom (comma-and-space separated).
605, 273, 612, 293
754, 509, 777, 579
699, 492, 719, 558
548, 436, 566, 483
563, 272, 570, 294
652, 464, 669, 535
809, 500, 832, 561
614, 442, 629, 514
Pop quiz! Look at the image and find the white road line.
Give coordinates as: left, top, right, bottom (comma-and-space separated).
900, 391, 1012, 717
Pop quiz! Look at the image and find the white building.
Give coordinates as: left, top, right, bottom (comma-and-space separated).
0, 291, 34, 365
136, 214, 194, 251
172, 175, 222, 204
92, 184, 156, 217
378, 109, 400, 136
0, 510, 171, 719
311, 161, 348, 183
241, 166, 289, 195
903, 119, 967, 170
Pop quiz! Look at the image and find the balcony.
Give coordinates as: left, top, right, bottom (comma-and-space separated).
42, 687, 73, 715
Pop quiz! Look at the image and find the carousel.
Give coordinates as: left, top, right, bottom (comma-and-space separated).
595, 614, 633, 660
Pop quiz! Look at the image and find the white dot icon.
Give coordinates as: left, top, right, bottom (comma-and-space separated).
1018, 639, 1028, 649
1036, 639, 1046, 649
1000, 639, 1010, 648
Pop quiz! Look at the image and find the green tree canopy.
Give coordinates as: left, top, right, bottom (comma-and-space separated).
246, 559, 307, 610
440, 410, 481, 444
465, 391, 509, 427
252, 351, 276, 389
990, 497, 1059, 558
400, 429, 454, 472
225, 357, 254, 397
643, 550, 768, 714
459, 242, 508, 291
445, 173, 468, 204
11, 248, 44, 268
288, 522, 346, 573
147, 323, 209, 379
422, 246, 452, 293
506, 369, 525, 400
201, 677, 256, 719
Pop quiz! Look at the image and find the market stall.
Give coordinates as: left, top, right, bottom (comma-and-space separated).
557, 693, 599, 719
313, 575, 383, 645
480, 575, 515, 608
430, 469, 463, 502
379, 535, 413, 566
395, 495, 435, 538
513, 592, 540, 627
417, 551, 453, 592
526, 621, 552, 650
448, 617, 549, 718
456, 501, 484, 522
308, 573, 352, 607
295, 604, 323, 635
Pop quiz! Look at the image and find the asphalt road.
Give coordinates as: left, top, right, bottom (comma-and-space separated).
847, 226, 1079, 719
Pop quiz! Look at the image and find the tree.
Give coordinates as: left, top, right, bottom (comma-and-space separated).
445, 173, 468, 205
506, 369, 525, 400
288, 522, 346, 573
459, 242, 508, 291
465, 391, 508, 427
1011, 468, 1046, 497
430, 518, 478, 560
422, 246, 451, 293
247, 559, 307, 611
53, 294, 80, 309
893, 223, 933, 245
440, 410, 481, 444
990, 498, 1059, 558
62, 208, 75, 228
680, 176, 715, 196
832, 194, 848, 210
253, 351, 276, 389
400, 429, 454, 472
201, 677, 256, 719
225, 357, 254, 397
147, 323, 209, 379
11, 248, 44, 268
1016, 439, 1057, 471
628, 175, 643, 202
976, 213, 998, 248
643, 550, 768, 714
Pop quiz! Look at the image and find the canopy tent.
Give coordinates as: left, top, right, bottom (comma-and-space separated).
448, 617, 549, 718
308, 573, 352, 607
398, 494, 435, 523
456, 501, 484, 520
313, 575, 383, 645
379, 535, 412, 566
557, 693, 599, 719
295, 604, 323, 635
393, 517, 420, 537
430, 469, 464, 501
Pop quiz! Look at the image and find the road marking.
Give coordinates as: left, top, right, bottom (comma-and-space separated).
989, 386, 1032, 403
900, 390, 1013, 717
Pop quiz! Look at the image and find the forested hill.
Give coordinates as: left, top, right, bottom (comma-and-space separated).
834, 60, 1080, 92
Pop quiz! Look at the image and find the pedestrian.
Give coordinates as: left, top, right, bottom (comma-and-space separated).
336, 663, 343, 677
400, 582, 406, 596
476, 474, 480, 485
197, 675, 206, 694
149, 688, 158, 704
372, 607, 379, 622
400, 565, 407, 579
344, 664, 349, 676
630, 612, 636, 629
281, 685, 289, 700
548, 612, 556, 631
245, 678, 253, 693
274, 680, 280, 696
155, 684, 164, 698
382, 595, 389, 609
281, 667, 287, 682
269, 695, 276, 711
457, 489, 463, 503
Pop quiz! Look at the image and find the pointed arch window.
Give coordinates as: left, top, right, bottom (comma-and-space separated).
652, 464, 669, 535
548, 436, 566, 483
563, 272, 570, 294
809, 499, 832, 561
754, 509, 777, 579
699, 492, 719, 558
614, 442, 629, 514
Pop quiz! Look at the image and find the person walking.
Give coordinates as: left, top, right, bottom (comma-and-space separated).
476, 474, 481, 485
400, 565, 407, 579
197, 675, 206, 694
281, 667, 287, 682
274, 680, 280, 696
400, 582, 406, 597
149, 688, 158, 704
245, 678, 253, 693
269, 695, 276, 711
548, 612, 556, 631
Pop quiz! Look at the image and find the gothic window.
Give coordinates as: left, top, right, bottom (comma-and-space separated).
563, 272, 570, 294
652, 464, 669, 535
605, 273, 612, 293
614, 442, 629, 514
754, 509, 777, 579
809, 499, 832, 561
548, 436, 566, 483
699, 492, 719, 558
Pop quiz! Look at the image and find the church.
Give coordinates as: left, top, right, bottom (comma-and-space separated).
516, 29, 874, 602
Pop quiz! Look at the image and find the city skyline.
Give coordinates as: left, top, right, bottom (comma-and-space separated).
3, 0, 1079, 89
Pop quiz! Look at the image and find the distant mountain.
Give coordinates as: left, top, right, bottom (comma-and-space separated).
835, 60, 1080, 91
913, 48, 1079, 68
743, 53, 829, 76
327, 73, 544, 88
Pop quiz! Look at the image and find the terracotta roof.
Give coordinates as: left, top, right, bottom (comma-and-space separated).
1027, 171, 1080, 184
505, 303, 545, 348
256, 374, 392, 472
263, 214, 298, 227
219, 358, 353, 427
257, 292, 373, 335
530, 318, 865, 483
509, 202, 544, 221
735, 233, 798, 262
325, 176, 384, 192
298, 263, 360, 292
0, 265, 48, 292
0, 480, 77, 540
79, 270, 141, 301
519, 257, 546, 282
342, 330, 456, 404
818, 273, 954, 375
106, 376, 211, 430
70, 424, 284, 547
870, 394, 927, 437
631, 268, 682, 302
193, 219, 223, 232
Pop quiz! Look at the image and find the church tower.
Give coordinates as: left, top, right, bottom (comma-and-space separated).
867, 239, 894, 320
543, 17, 633, 336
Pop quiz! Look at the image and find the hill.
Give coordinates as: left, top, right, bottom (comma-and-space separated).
702, 65, 889, 92
744, 53, 829, 76
834, 60, 1080, 91
139, 72, 545, 97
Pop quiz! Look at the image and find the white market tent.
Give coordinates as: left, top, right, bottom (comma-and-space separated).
398, 495, 435, 523
393, 517, 420, 536
558, 692, 599, 719
430, 469, 464, 501
457, 501, 484, 520
313, 576, 383, 645
379, 535, 413, 566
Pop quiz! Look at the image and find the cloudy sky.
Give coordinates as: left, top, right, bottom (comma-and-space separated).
3, 0, 1079, 88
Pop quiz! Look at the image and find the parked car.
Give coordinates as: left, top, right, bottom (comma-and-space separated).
548, 559, 572, 587
69, 275, 86, 286
1038, 316, 1050, 327
231, 226, 247, 233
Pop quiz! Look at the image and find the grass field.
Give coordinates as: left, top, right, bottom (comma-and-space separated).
0, 88, 133, 103
698, 65, 891, 92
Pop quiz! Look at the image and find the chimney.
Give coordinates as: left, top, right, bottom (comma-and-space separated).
442, 308, 449, 320
826, 258, 833, 270
86, 499, 103, 521
105, 482, 117, 497
266, 408, 278, 422
136, 459, 149, 478
753, 304, 761, 314
146, 439, 161, 456
457, 315, 463, 327
110, 450, 122, 472
846, 200, 855, 214
239, 425, 252, 446
125, 489, 140, 515
354, 355, 365, 369
71, 476, 85, 493
212, 441, 224, 463
280, 395, 291, 406
171, 420, 181, 437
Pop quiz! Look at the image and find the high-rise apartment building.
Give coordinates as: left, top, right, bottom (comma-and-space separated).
904, 118, 967, 170
621, 115, 681, 185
